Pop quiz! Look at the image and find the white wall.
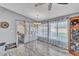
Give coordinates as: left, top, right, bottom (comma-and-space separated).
0, 6, 32, 45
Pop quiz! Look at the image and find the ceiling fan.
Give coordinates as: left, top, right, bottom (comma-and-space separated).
34, 3, 68, 11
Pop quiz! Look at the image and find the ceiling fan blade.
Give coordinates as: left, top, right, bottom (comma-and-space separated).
58, 3, 68, 5
35, 3, 45, 7
48, 3, 52, 11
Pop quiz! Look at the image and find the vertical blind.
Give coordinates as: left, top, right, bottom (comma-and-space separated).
37, 20, 69, 49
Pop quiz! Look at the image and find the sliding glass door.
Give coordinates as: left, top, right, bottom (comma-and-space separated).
49, 22, 58, 44
29, 23, 38, 41
49, 20, 68, 49
37, 23, 48, 42
58, 20, 68, 49
37, 19, 68, 49
37, 24, 44, 37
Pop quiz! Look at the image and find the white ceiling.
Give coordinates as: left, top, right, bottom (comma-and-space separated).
0, 3, 79, 21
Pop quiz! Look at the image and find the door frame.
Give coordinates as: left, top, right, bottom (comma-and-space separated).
15, 20, 26, 47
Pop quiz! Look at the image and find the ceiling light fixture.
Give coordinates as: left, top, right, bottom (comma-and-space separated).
33, 14, 41, 25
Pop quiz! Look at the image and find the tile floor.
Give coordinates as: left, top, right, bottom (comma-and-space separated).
5, 40, 72, 56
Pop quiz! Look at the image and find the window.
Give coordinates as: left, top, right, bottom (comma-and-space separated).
58, 20, 68, 43
49, 22, 57, 40
37, 23, 48, 38
49, 20, 68, 49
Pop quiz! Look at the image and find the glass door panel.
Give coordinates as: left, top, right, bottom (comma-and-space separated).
49, 22, 57, 43
37, 23, 48, 42
58, 20, 68, 49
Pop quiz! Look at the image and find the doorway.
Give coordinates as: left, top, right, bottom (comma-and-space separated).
16, 20, 26, 46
